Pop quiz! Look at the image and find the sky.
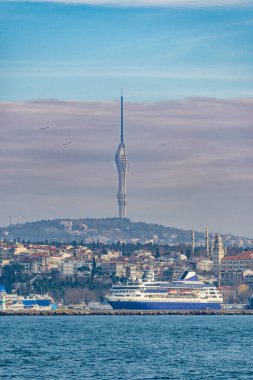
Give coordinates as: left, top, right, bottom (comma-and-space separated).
0, 0, 253, 237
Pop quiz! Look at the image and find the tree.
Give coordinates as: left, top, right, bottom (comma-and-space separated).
92, 266, 104, 277
77, 266, 90, 273
1, 263, 26, 292
185, 249, 192, 260
155, 248, 161, 259
163, 269, 173, 281
237, 284, 250, 303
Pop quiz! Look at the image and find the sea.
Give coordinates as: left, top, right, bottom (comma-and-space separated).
0, 315, 252, 380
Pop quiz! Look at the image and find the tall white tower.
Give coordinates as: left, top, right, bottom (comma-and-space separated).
1, 291, 6, 312
205, 227, 209, 256
115, 91, 129, 218
191, 228, 195, 257
212, 233, 225, 274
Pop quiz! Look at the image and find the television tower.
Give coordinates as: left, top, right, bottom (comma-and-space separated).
115, 90, 129, 218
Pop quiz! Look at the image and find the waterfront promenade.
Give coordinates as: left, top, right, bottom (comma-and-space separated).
1, 309, 253, 316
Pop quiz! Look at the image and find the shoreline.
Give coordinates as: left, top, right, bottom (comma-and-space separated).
1, 309, 253, 316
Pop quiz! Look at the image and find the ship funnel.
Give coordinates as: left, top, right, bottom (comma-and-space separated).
179, 271, 198, 281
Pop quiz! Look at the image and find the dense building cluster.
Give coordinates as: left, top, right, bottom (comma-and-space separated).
0, 236, 253, 304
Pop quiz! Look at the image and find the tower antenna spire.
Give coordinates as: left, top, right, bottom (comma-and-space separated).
121, 88, 124, 144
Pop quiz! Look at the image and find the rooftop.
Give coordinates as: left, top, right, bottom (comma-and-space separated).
222, 251, 253, 261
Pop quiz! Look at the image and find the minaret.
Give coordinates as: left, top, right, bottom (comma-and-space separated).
191, 228, 195, 257
205, 227, 209, 256
115, 90, 129, 218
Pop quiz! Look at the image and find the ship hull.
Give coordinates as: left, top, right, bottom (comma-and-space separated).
108, 300, 221, 311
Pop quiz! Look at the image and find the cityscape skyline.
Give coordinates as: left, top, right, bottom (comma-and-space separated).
0, 1, 252, 237
1, 3, 253, 377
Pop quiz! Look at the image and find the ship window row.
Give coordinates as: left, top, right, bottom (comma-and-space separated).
114, 290, 136, 293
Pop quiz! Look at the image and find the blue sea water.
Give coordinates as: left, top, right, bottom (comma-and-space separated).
0, 315, 253, 380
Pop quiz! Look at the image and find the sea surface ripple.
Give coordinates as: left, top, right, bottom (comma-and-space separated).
0, 315, 253, 379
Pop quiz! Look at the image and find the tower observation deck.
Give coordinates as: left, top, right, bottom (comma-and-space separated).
115, 91, 129, 218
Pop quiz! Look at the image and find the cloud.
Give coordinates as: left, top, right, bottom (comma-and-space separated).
0, 97, 253, 235
4, 0, 253, 6
1, 62, 251, 81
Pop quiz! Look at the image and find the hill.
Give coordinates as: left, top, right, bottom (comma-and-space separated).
0, 218, 252, 247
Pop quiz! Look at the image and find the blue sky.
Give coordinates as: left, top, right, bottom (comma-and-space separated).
0, 2, 253, 101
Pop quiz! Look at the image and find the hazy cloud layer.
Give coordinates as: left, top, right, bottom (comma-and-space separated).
1, 98, 253, 236
5, 0, 253, 6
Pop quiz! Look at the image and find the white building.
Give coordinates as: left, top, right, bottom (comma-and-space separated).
60, 260, 89, 276
19, 256, 47, 274
100, 262, 125, 277
220, 251, 253, 271
196, 258, 213, 272
100, 250, 121, 261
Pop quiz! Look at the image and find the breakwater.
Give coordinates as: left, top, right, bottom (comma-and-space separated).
1, 309, 253, 316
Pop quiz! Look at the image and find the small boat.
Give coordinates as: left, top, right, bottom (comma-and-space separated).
0, 285, 57, 311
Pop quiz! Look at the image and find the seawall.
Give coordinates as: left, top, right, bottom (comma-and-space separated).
1, 309, 253, 316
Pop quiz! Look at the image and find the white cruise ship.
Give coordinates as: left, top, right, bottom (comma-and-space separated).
106, 271, 223, 311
